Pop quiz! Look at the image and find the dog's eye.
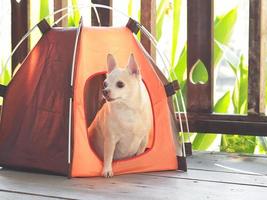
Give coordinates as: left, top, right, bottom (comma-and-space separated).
103, 81, 108, 88
116, 81, 125, 88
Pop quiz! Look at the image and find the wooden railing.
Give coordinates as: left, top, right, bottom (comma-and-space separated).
10, 0, 267, 137
186, 0, 267, 137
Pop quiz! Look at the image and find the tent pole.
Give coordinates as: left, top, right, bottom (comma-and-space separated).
67, 20, 83, 178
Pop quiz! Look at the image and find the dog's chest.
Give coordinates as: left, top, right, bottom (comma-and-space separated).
110, 106, 149, 133
109, 106, 150, 159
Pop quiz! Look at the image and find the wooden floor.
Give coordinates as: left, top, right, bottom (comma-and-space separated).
0, 151, 266, 200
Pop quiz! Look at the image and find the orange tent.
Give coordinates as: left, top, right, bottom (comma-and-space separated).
0, 18, 186, 177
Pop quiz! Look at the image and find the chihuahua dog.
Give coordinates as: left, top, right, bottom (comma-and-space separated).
88, 54, 152, 178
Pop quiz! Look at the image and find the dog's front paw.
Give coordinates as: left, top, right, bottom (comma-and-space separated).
102, 168, 114, 178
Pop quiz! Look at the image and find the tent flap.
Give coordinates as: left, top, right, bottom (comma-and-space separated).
0, 28, 77, 175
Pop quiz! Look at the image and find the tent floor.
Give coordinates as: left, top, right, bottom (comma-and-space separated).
0, 151, 266, 200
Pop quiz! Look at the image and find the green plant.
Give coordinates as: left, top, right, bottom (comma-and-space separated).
127, 0, 171, 41
219, 53, 256, 153
0, 60, 11, 86
0, 60, 11, 105
218, 44, 266, 153
171, 0, 181, 67
40, 0, 50, 23
192, 91, 231, 150
156, 0, 169, 41
68, 0, 81, 27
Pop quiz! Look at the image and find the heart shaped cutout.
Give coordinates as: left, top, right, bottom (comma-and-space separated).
189, 59, 209, 84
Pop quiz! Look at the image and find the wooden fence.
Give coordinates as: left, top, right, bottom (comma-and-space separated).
186, 0, 267, 137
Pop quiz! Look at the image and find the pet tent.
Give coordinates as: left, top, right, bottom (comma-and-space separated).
0, 4, 188, 177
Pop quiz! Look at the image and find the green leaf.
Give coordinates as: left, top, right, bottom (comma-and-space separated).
256, 137, 267, 153
0, 60, 11, 86
156, 0, 168, 41
192, 91, 230, 150
173, 45, 187, 89
214, 16, 221, 25
68, 16, 75, 27
156, 13, 165, 41
171, 0, 182, 66
239, 56, 248, 114
40, 0, 50, 23
232, 80, 240, 113
213, 91, 231, 113
221, 54, 252, 154
172, 45, 187, 110
214, 7, 238, 65
220, 135, 256, 153
137, 9, 141, 40
215, 40, 239, 76
72, 0, 80, 26
68, 0, 81, 27
156, 0, 167, 15
232, 55, 248, 114
128, 0, 133, 17
190, 59, 209, 84
192, 134, 218, 151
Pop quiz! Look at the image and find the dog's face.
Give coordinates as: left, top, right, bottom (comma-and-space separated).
103, 54, 141, 103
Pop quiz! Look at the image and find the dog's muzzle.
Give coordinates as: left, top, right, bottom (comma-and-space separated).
103, 89, 111, 98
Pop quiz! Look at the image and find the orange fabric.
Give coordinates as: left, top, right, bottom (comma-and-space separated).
71, 26, 177, 177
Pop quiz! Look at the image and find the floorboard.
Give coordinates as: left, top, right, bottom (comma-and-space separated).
0, 151, 266, 200
188, 151, 267, 175
0, 191, 59, 200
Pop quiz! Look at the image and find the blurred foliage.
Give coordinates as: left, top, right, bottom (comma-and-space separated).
0, 61, 11, 86
68, 0, 81, 27
40, 0, 50, 23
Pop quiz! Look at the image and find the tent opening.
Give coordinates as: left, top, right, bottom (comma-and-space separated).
84, 71, 155, 161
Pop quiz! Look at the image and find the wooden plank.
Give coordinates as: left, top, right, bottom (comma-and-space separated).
188, 151, 267, 175
248, 0, 266, 115
146, 169, 267, 187
261, 0, 267, 113
11, 0, 28, 72
140, 0, 156, 59
182, 112, 267, 136
187, 0, 214, 113
0, 152, 267, 199
54, 0, 68, 26
0, 169, 267, 200
184, 112, 267, 123
91, 0, 112, 26
188, 119, 267, 136
0, 191, 58, 200
183, 112, 267, 122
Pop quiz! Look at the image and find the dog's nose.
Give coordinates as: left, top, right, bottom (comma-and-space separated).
102, 89, 110, 97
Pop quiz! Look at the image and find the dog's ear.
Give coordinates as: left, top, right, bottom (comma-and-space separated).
127, 54, 140, 76
107, 54, 116, 73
